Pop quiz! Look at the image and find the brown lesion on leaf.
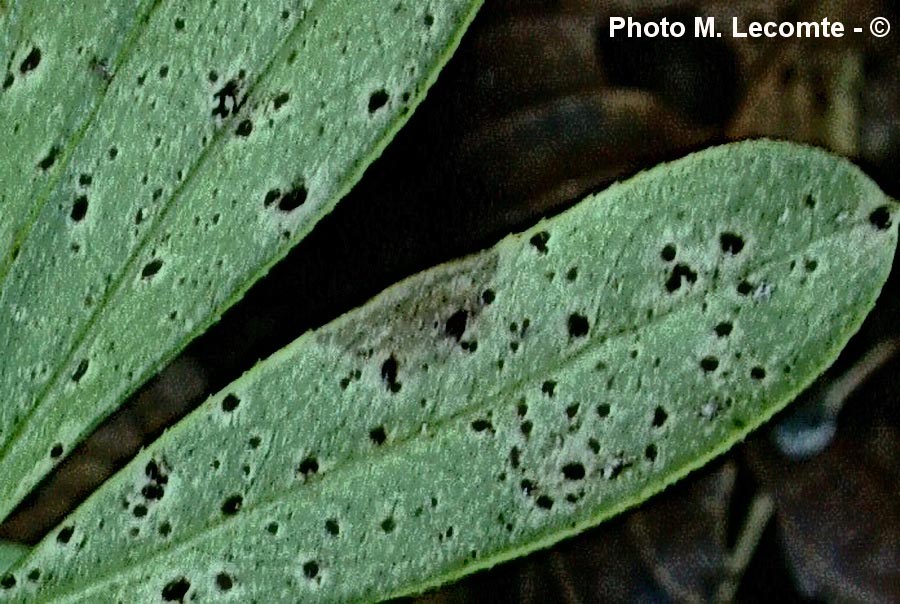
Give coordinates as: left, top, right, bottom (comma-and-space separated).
317, 251, 501, 363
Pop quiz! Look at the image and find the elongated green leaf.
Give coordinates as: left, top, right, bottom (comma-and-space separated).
5, 141, 896, 602
0, 0, 482, 521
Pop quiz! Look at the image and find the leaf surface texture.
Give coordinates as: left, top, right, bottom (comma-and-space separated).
0, 0, 482, 520
5, 140, 896, 603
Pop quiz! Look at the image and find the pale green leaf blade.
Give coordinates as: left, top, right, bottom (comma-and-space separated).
0, 0, 157, 276
6, 141, 896, 603
0, 541, 27, 576
0, 0, 482, 521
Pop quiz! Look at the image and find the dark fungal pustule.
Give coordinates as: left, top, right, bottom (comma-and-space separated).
665, 263, 697, 293
278, 184, 307, 212
212, 77, 245, 119
529, 231, 550, 254
381, 355, 401, 393
20, 47, 41, 73
368, 88, 389, 113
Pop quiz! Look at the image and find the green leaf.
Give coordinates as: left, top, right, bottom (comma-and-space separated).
0, 0, 482, 521
6, 140, 895, 602
0, 0, 158, 276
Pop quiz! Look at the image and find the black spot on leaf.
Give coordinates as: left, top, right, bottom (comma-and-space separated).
368, 88, 389, 113
869, 206, 892, 230
529, 231, 550, 254
714, 322, 733, 337
720, 232, 745, 254
541, 380, 557, 397
273, 91, 290, 110
221, 494, 243, 515
665, 263, 697, 292
161, 577, 190, 602
297, 456, 319, 476
471, 418, 493, 433
562, 463, 585, 480
71, 195, 88, 222
567, 313, 589, 337
369, 425, 387, 445
700, 356, 719, 372
212, 78, 245, 119
509, 447, 520, 469
536, 495, 554, 510
50, 443, 63, 458
142, 483, 164, 500
661, 244, 676, 261
263, 188, 281, 208
57, 526, 74, 544
445, 310, 467, 342
71, 359, 89, 382
215, 573, 232, 591
235, 119, 253, 136
20, 47, 41, 73
221, 394, 240, 412
381, 355, 401, 393
38, 146, 60, 171
278, 184, 307, 212
141, 259, 163, 280
302, 561, 319, 579
325, 519, 340, 536
652, 406, 668, 428
146, 460, 168, 483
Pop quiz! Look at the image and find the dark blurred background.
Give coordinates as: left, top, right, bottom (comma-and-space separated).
3, 1, 899, 602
